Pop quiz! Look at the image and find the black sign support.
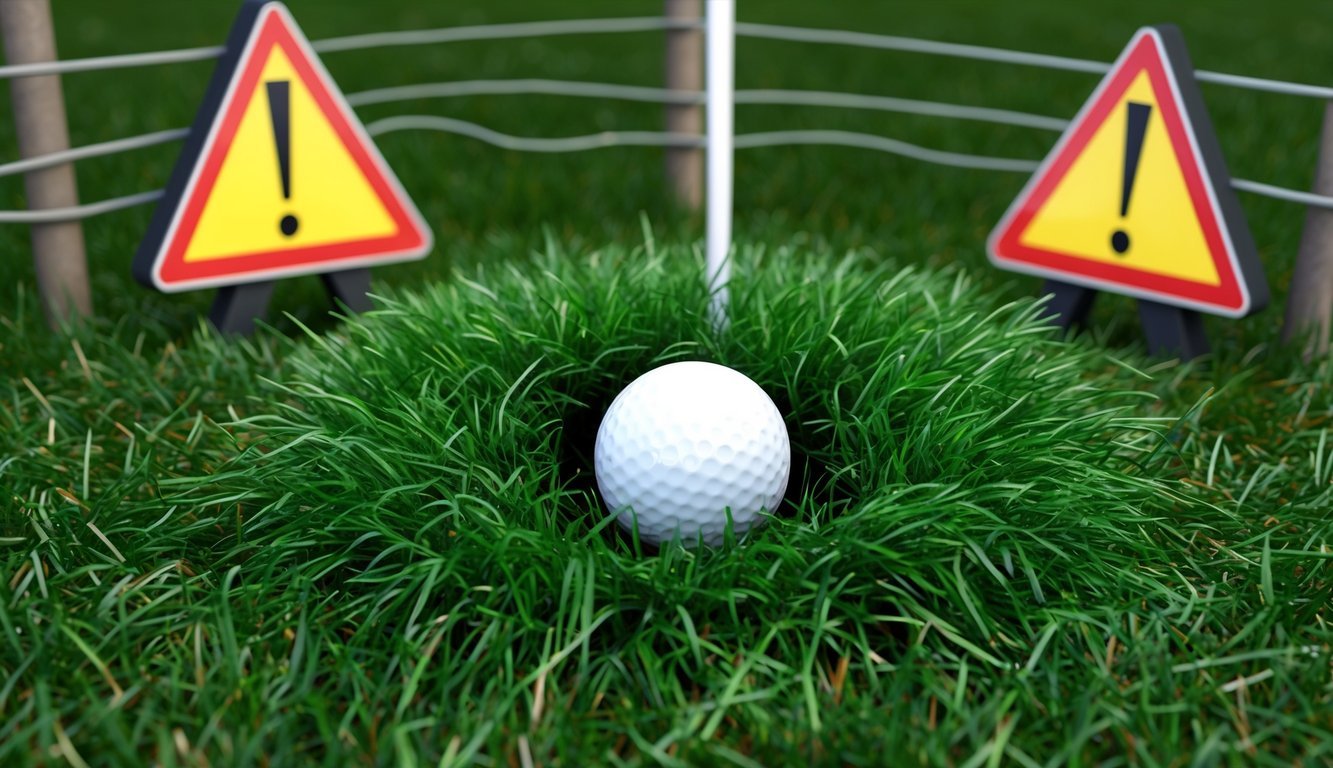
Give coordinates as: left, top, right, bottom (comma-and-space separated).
1042, 279, 1209, 360
209, 267, 372, 335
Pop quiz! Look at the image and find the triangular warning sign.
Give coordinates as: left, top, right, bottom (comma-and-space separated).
135, 0, 431, 293
988, 25, 1267, 318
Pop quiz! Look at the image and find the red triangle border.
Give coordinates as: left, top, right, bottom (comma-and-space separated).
989, 28, 1252, 316
151, 3, 430, 290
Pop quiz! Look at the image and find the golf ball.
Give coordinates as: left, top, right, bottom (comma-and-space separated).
594, 361, 791, 547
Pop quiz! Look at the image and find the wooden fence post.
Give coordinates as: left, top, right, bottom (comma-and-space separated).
0, 0, 92, 327
664, 0, 703, 211
1282, 101, 1333, 356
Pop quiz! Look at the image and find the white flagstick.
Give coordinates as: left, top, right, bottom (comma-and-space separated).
705, 0, 734, 330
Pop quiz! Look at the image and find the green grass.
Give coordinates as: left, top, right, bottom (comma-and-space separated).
10, 243, 1329, 765
3, 0, 1333, 764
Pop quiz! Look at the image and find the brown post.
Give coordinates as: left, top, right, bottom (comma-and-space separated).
1283, 102, 1333, 356
664, 0, 703, 211
0, 0, 92, 326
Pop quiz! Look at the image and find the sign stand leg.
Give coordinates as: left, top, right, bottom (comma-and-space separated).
1137, 299, 1209, 359
1040, 279, 1097, 335
209, 281, 275, 335
321, 268, 373, 314
207, 269, 371, 337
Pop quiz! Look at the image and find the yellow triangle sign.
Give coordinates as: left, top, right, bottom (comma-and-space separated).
988, 26, 1267, 318
136, 1, 431, 292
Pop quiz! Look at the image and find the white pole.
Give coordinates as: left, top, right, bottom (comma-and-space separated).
705, 0, 734, 329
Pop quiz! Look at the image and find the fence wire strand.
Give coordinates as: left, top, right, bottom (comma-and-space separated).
735, 21, 1333, 100
0, 129, 188, 179
365, 115, 704, 151
0, 15, 1327, 101
735, 90, 1069, 130
346, 79, 701, 108
346, 79, 1071, 131
0, 17, 699, 80
736, 22, 1110, 74
0, 46, 224, 80
2, 134, 1331, 225
734, 130, 1039, 172
361, 117, 1045, 172
1231, 178, 1333, 209
313, 16, 701, 54
0, 190, 163, 224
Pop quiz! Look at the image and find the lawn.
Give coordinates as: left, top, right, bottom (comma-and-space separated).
2, 0, 1331, 765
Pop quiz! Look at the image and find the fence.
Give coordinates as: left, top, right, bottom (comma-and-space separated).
3, 2, 1333, 346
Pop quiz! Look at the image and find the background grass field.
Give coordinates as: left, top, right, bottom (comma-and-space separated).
2, 0, 1332, 765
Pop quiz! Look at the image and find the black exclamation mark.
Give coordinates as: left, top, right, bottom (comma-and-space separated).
1111, 101, 1151, 255
266, 80, 299, 237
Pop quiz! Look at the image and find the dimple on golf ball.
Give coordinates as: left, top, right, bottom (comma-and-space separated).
594, 361, 791, 547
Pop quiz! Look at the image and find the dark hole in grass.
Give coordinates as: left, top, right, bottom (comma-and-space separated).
552, 385, 655, 551
555, 391, 609, 506
767, 389, 863, 525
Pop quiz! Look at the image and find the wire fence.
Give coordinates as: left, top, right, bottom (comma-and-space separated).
3, 14, 1333, 228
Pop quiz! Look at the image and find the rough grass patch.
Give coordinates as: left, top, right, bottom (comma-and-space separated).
116, 243, 1222, 762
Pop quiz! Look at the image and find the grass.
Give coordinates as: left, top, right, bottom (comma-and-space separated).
12, 242, 1329, 765
2, 0, 1333, 764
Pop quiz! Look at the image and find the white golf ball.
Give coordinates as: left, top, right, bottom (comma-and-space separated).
594, 361, 791, 547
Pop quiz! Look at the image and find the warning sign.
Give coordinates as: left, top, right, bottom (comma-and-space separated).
988, 25, 1267, 318
135, 0, 431, 293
